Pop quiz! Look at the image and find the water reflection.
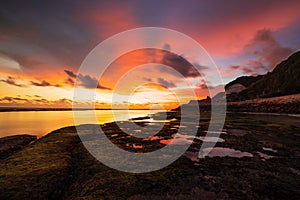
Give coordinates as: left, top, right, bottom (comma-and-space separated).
158, 134, 225, 145
184, 147, 254, 161
0, 110, 162, 138
262, 147, 277, 152
257, 152, 273, 159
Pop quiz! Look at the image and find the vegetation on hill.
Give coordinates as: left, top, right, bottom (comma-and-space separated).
225, 75, 264, 90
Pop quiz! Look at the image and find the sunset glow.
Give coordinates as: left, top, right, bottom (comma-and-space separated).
1, 1, 300, 109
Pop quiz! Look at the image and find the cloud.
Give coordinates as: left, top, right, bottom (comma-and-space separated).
0, 95, 73, 107
64, 69, 111, 90
57, 98, 72, 105
65, 77, 75, 85
142, 77, 152, 82
162, 43, 171, 51
64, 70, 77, 78
1, 75, 63, 88
0, 96, 29, 103
229, 29, 295, 76
30, 80, 51, 87
231, 60, 270, 76
77, 74, 100, 88
157, 77, 176, 88
244, 29, 294, 71
0, 1, 100, 73
197, 80, 214, 90
64, 70, 76, 85
0, 53, 22, 71
34, 98, 49, 104
230, 65, 240, 70
1, 1, 299, 95
161, 52, 200, 78
0, 76, 26, 87
244, 60, 269, 75
30, 80, 60, 87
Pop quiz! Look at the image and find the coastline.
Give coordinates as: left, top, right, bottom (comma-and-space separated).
0, 108, 162, 112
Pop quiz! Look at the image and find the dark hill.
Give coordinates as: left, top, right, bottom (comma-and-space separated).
228, 51, 300, 101
225, 75, 264, 90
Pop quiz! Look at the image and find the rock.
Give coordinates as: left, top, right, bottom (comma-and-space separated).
0, 134, 37, 159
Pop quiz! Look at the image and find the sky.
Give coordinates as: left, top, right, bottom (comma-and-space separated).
0, 0, 300, 108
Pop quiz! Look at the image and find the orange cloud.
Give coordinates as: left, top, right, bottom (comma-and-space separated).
100, 48, 203, 89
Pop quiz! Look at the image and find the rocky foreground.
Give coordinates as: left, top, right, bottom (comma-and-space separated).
0, 134, 36, 159
0, 112, 299, 199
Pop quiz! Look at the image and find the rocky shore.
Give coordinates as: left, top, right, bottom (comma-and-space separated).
192, 94, 300, 114
0, 112, 299, 199
227, 94, 300, 114
0, 134, 37, 159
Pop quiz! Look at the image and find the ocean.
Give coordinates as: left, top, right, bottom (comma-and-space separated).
0, 110, 159, 138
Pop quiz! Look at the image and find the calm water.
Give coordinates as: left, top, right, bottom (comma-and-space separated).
0, 110, 159, 138
2, 110, 299, 139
